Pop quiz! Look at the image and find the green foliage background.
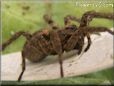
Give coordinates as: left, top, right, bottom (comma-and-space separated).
1, 0, 114, 85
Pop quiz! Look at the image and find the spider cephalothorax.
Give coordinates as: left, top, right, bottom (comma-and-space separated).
1, 11, 114, 81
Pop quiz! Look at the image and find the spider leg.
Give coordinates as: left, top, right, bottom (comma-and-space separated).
63, 30, 80, 51
2, 31, 32, 51
64, 15, 80, 26
58, 54, 64, 77
18, 51, 26, 81
80, 10, 114, 27
84, 26, 114, 52
87, 26, 114, 35
43, 14, 58, 30
77, 35, 84, 55
37, 34, 52, 55
84, 33, 92, 52
50, 31, 64, 77
18, 31, 52, 81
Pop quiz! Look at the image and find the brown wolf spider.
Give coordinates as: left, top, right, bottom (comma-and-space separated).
1, 11, 114, 81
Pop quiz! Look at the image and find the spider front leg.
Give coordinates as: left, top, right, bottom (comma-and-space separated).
84, 26, 114, 52
87, 26, 114, 35
50, 31, 64, 77
84, 33, 92, 52
79, 11, 113, 52
80, 10, 114, 27
2, 31, 32, 51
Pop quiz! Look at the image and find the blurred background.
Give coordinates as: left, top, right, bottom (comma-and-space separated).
1, 0, 114, 85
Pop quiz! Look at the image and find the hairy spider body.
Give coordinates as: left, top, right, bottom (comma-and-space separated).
22, 25, 79, 62
1, 11, 114, 81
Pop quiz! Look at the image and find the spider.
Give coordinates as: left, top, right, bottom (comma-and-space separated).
1, 11, 114, 81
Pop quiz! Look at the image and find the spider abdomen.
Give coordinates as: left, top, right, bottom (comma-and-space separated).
22, 41, 47, 62
22, 31, 50, 62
